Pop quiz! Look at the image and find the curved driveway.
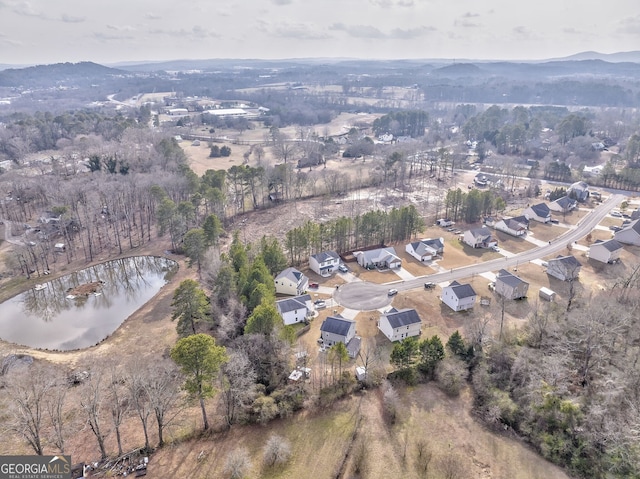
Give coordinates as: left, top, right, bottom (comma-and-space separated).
334, 193, 624, 310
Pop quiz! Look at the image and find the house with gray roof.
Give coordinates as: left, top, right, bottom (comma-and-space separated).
463, 226, 497, 249
354, 247, 401, 270
547, 255, 581, 281
309, 251, 340, 277
589, 239, 623, 264
614, 219, 640, 246
405, 238, 445, 262
320, 315, 360, 358
441, 281, 476, 311
549, 196, 577, 214
494, 216, 529, 237
524, 203, 552, 223
378, 307, 422, 342
276, 294, 313, 325
275, 267, 309, 296
568, 181, 590, 202
495, 269, 529, 300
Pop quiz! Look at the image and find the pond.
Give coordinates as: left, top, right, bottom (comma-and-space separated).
0, 256, 178, 351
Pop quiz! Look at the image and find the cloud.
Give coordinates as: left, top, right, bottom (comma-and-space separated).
512, 26, 533, 38
0, 0, 46, 18
271, 0, 293, 4
329, 23, 385, 39
93, 32, 135, 42
270, 23, 330, 40
144, 13, 162, 20
61, 13, 85, 23
148, 25, 219, 39
369, 0, 415, 7
107, 24, 137, 32
462, 12, 479, 18
454, 19, 479, 28
389, 26, 435, 39
620, 15, 640, 35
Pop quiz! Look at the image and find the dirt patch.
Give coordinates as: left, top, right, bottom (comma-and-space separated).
66, 281, 104, 297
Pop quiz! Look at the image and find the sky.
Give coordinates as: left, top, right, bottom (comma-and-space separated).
1, 0, 639, 65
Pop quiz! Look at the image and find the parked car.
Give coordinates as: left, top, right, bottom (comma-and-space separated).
488, 282, 495, 291
550, 219, 560, 224
611, 211, 622, 217
388, 289, 398, 296
314, 300, 326, 308
309, 282, 319, 289
490, 245, 500, 252
338, 264, 349, 273
424, 282, 435, 289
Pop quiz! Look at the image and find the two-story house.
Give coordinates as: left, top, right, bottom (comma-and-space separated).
378, 308, 422, 342
274, 267, 309, 296
309, 251, 340, 277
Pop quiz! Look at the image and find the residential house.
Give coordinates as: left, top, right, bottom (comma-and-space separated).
474, 173, 502, 188
274, 267, 309, 296
320, 315, 361, 358
462, 226, 497, 249
494, 216, 529, 237
276, 294, 313, 326
309, 251, 340, 277
568, 181, 590, 202
547, 255, 582, 281
441, 281, 477, 311
405, 238, 445, 262
614, 219, 640, 246
495, 269, 529, 300
589, 239, 623, 264
436, 218, 453, 227
549, 196, 577, 214
354, 247, 402, 270
378, 308, 422, 342
524, 203, 552, 223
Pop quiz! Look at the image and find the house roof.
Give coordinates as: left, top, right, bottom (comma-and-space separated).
496, 269, 528, 288
409, 238, 443, 256
529, 203, 551, 217
355, 247, 400, 265
591, 239, 623, 252
617, 219, 640, 236
276, 294, 311, 314
311, 251, 340, 263
320, 315, 355, 337
383, 308, 422, 329
275, 267, 306, 283
469, 226, 492, 239
550, 255, 581, 268
346, 336, 361, 357
446, 281, 476, 299
570, 181, 589, 192
552, 196, 577, 210
500, 216, 528, 231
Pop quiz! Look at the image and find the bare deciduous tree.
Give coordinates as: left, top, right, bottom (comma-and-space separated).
220, 351, 257, 427
224, 447, 252, 479
144, 360, 183, 447
263, 434, 292, 467
80, 367, 110, 461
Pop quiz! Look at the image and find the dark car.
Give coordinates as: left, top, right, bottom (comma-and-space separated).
309, 282, 319, 288
424, 282, 435, 289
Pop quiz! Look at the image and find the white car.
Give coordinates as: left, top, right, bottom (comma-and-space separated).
388, 289, 398, 296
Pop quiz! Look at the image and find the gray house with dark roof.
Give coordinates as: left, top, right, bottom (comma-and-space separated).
441, 281, 476, 311
614, 219, 640, 246
494, 216, 529, 237
547, 255, 581, 281
378, 308, 422, 342
276, 294, 313, 325
320, 315, 360, 358
405, 238, 445, 262
549, 196, 577, 214
495, 269, 529, 300
309, 251, 340, 276
524, 203, 552, 223
589, 239, 623, 264
568, 181, 590, 202
463, 226, 497, 249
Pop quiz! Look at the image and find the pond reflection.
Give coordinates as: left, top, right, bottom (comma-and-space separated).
0, 256, 178, 351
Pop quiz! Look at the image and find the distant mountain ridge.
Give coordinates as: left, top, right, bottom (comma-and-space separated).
0, 61, 125, 87
548, 51, 640, 63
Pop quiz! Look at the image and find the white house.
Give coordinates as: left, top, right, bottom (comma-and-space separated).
524, 203, 552, 223
405, 238, 445, 262
463, 226, 497, 249
547, 255, 581, 281
441, 281, 477, 311
614, 219, 640, 246
320, 315, 361, 358
309, 251, 340, 277
274, 267, 309, 296
378, 308, 422, 342
589, 239, 623, 264
436, 218, 453, 227
354, 247, 402, 269
495, 269, 529, 300
276, 294, 313, 325
549, 196, 577, 214
494, 216, 529, 237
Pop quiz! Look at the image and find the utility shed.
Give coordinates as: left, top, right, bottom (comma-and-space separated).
539, 287, 556, 302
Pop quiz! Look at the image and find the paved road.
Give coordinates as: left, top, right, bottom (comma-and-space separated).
334, 193, 624, 310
